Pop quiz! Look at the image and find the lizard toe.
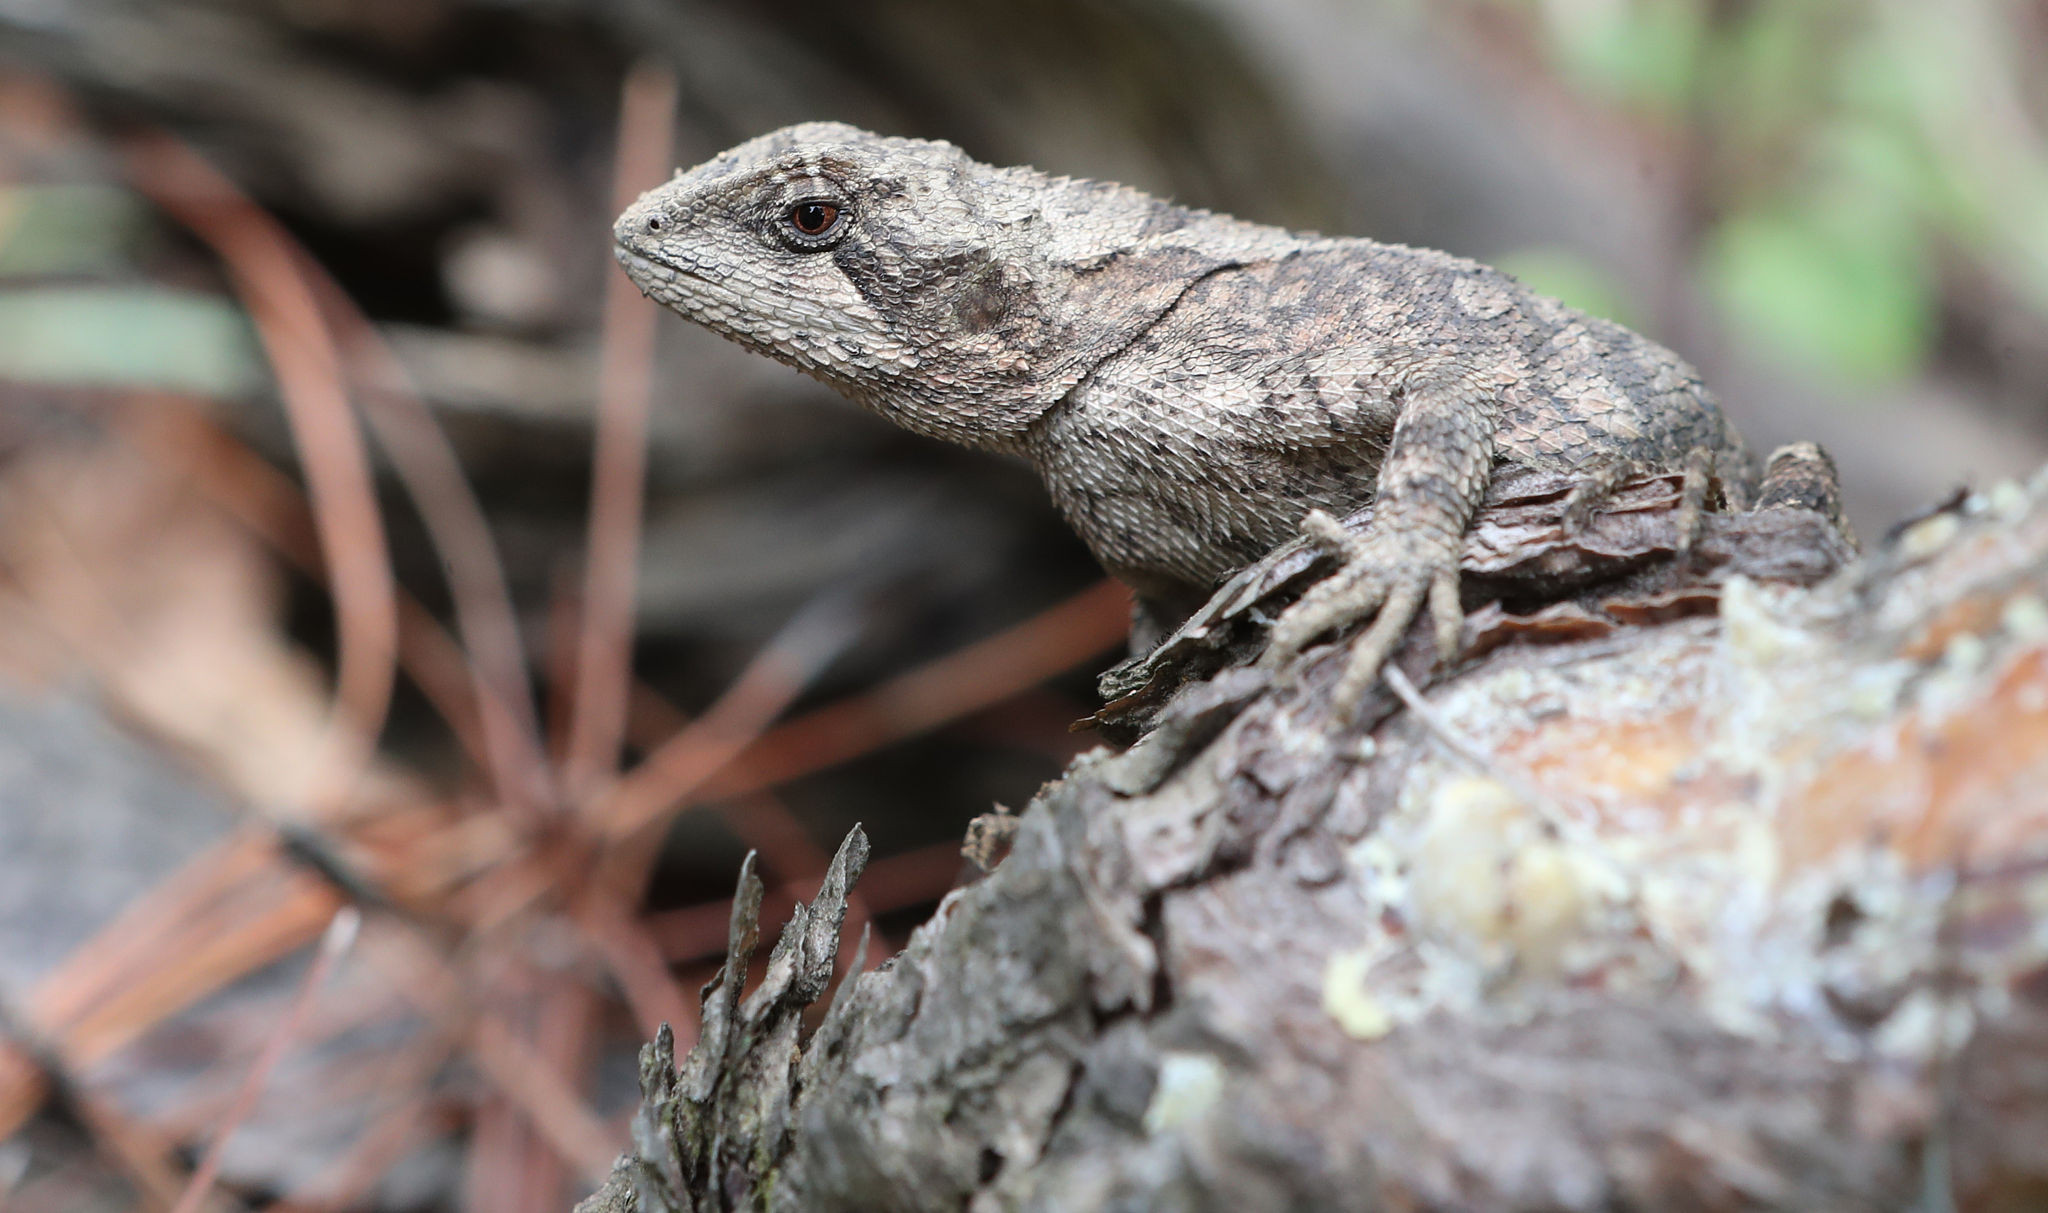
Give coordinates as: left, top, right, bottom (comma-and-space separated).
1264, 561, 1389, 670
1560, 457, 1630, 537
1428, 564, 1462, 666
1298, 508, 1364, 559
1331, 575, 1428, 722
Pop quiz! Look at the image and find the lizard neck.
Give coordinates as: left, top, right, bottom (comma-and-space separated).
841, 373, 1051, 454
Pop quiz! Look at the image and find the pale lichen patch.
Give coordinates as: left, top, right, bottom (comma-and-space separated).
1897, 510, 1962, 561
1321, 950, 1394, 1040
1143, 1052, 1227, 1135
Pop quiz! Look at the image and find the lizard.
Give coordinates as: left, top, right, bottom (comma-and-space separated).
612, 122, 1753, 719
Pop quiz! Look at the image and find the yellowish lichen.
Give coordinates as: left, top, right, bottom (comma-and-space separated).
1321, 949, 1393, 1040
1719, 574, 1811, 665
1404, 776, 1615, 977
1144, 1051, 1226, 1134
1985, 477, 2030, 521
1897, 511, 1961, 561
2002, 593, 2048, 644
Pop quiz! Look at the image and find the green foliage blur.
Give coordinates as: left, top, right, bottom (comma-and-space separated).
1502, 0, 2048, 385
0, 184, 263, 397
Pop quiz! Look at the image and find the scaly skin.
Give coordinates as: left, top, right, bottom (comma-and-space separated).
614, 123, 1752, 719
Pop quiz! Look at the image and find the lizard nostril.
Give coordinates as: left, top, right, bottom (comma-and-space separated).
646, 215, 663, 232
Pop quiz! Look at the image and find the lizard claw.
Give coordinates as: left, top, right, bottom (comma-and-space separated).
1297, 507, 1362, 558
1262, 510, 1465, 723
1327, 573, 1427, 717
1564, 447, 1741, 554
1262, 509, 1380, 670
1559, 457, 1629, 537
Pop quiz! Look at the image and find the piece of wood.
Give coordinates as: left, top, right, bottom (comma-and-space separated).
582, 451, 2048, 1212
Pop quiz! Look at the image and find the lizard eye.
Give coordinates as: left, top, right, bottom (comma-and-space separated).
789, 201, 838, 235
782, 200, 847, 248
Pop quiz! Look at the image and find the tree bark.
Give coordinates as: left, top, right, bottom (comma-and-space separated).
581, 449, 2048, 1212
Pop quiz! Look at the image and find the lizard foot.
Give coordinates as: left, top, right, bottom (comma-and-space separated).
1262, 509, 1463, 722
1562, 447, 1744, 554
1559, 457, 1631, 536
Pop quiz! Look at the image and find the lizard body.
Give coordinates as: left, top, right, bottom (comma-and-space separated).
614, 123, 1750, 715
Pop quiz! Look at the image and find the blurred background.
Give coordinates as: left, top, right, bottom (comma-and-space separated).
0, 0, 2041, 1209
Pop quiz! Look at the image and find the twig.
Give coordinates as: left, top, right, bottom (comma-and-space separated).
124, 135, 399, 816
0, 839, 341, 1143
0, 832, 270, 1140
590, 578, 1121, 932
597, 590, 865, 844
62, 871, 342, 1069
306, 262, 554, 816
0, 998, 199, 1212
562, 61, 679, 797
518, 977, 600, 1213
576, 897, 697, 1039
1380, 664, 1579, 838
263, 1090, 452, 1213
119, 130, 551, 814
576, 595, 864, 990
65, 1083, 201, 1213
624, 686, 845, 896
466, 1091, 530, 1213
465, 1015, 621, 1185
354, 927, 621, 1185
110, 400, 498, 777
169, 907, 361, 1213
693, 578, 1129, 801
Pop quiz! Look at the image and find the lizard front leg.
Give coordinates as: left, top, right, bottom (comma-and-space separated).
1263, 367, 1501, 721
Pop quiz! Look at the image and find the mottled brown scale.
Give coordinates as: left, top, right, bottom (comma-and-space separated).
614, 123, 1753, 719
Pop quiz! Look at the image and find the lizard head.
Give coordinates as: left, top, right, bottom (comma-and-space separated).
614, 122, 1267, 450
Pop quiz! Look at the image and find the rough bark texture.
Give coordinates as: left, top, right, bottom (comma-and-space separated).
580, 453, 2048, 1213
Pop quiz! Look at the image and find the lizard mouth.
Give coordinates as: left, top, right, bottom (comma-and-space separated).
611, 245, 772, 348
613, 244, 685, 283
612, 245, 731, 313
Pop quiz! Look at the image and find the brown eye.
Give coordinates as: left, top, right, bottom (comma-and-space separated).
789, 201, 840, 236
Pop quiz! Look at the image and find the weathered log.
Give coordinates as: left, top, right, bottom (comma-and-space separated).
581, 448, 2048, 1212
